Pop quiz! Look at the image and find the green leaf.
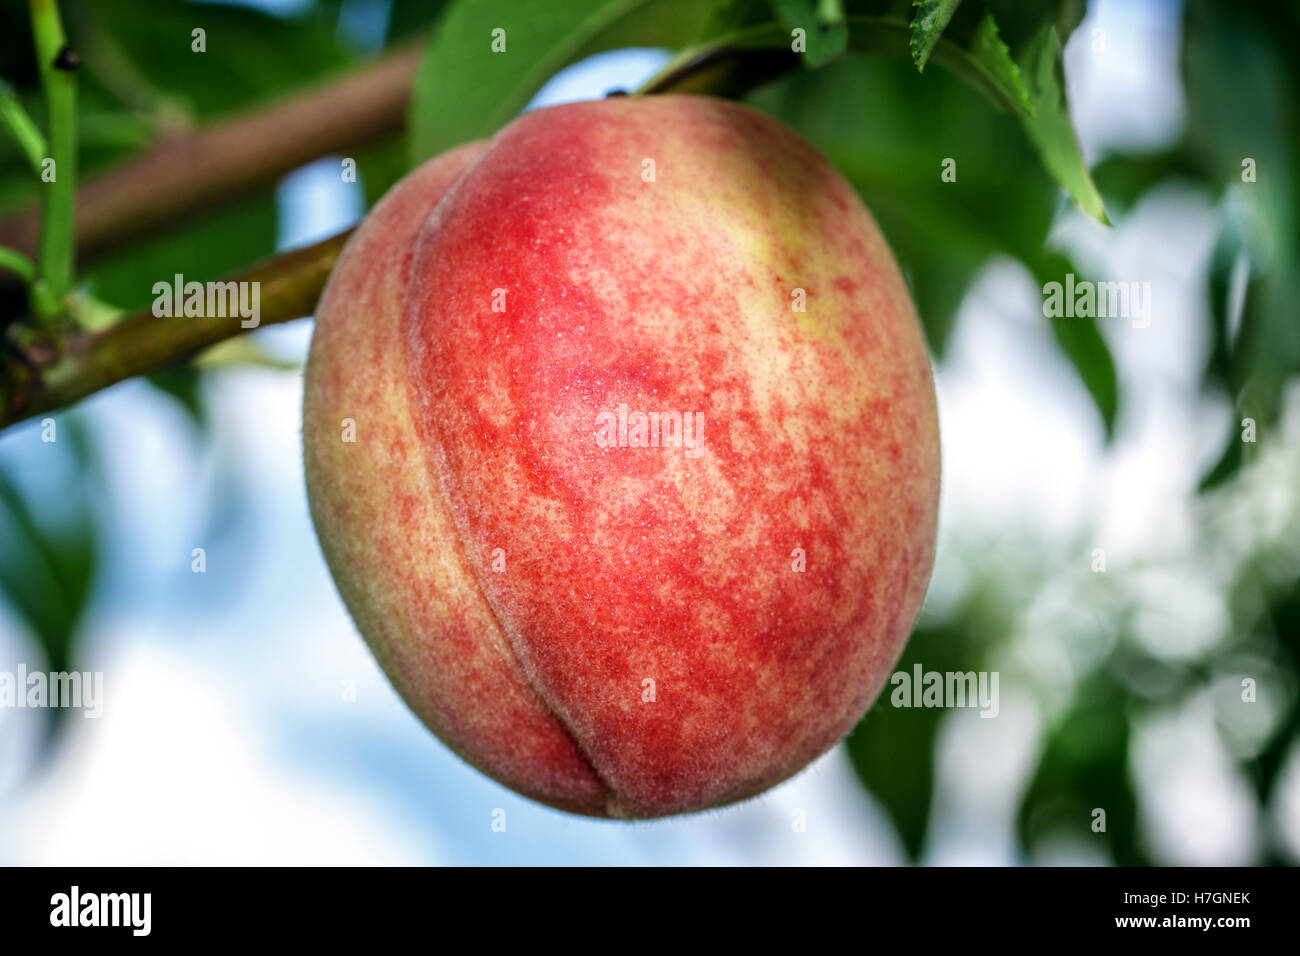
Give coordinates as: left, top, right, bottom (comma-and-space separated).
0, 417, 98, 679
909, 0, 962, 71
1017, 672, 1148, 865
845, 621, 974, 860
78, 0, 354, 119
700, 0, 776, 36
354, 136, 414, 210
1246, 577, 1300, 826
410, 0, 722, 162
964, 10, 1032, 116
846, 16, 1032, 118
1199, 213, 1265, 490
84, 196, 277, 313
1183, 0, 1300, 480
1015, 24, 1108, 224
1045, 302, 1119, 438
771, 0, 848, 67
1090, 148, 1197, 213
639, 10, 1037, 120
82, 196, 277, 431
1033, 253, 1118, 437
145, 366, 208, 431
384, 0, 457, 44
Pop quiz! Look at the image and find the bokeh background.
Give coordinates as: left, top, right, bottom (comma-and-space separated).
1, 0, 1297, 864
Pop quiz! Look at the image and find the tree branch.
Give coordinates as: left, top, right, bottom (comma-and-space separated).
0, 42, 420, 266
1, 229, 350, 427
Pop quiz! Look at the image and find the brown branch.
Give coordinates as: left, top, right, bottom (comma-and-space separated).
0, 42, 421, 265
2, 230, 351, 427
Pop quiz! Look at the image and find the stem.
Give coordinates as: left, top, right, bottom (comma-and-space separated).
635, 29, 799, 98
0, 246, 36, 282
0, 83, 49, 174
29, 0, 76, 322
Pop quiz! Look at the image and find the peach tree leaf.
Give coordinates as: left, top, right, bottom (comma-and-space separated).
410, 0, 723, 162
1184, 0, 1300, 486
1016, 672, 1148, 865
846, 14, 1033, 118
963, 9, 1032, 116
1016, 24, 1109, 224
1033, 252, 1118, 438
909, 0, 963, 71
845, 621, 971, 860
0, 416, 98, 680
81, 0, 353, 119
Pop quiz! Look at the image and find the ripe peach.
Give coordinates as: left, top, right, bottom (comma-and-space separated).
303, 95, 939, 819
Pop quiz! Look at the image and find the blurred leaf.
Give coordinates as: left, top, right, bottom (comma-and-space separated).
0, 0, 353, 220
1197, 428, 1245, 493
1015, 24, 1108, 224
909, 0, 962, 71
70, 0, 354, 118
1199, 216, 1264, 490
1184, 0, 1300, 488
1044, 309, 1118, 438
1017, 671, 1149, 865
0, 80, 171, 222
385, 0, 455, 43
1033, 253, 1119, 438
771, 0, 848, 67
410, 0, 722, 162
846, 621, 972, 860
980, 0, 1086, 52
194, 336, 300, 371
82, 195, 277, 430
700, 0, 775, 36
354, 135, 413, 209
84, 195, 277, 312
1246, 577, 1300, 826
145, 366, 208, 431
0, 416, 98, 679
1090, 148, 1196, 214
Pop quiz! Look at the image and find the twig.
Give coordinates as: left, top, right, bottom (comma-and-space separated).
1, 230, 351, 427
0, 82, 49, 174
0, 247, 36, 283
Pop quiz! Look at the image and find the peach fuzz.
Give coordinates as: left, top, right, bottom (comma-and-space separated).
304, 95, 939, 819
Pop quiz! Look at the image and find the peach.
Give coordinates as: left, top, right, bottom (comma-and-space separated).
303, 95, 939, 819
